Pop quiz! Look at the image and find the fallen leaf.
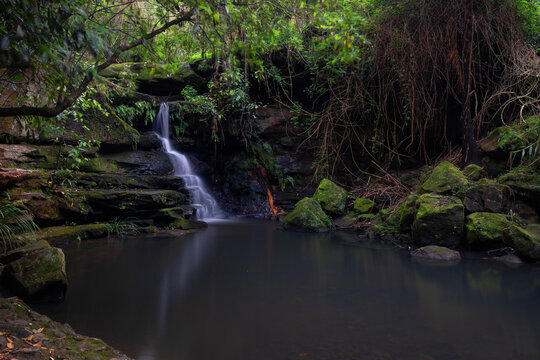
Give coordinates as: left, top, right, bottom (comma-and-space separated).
33, 341, 42, 347
6, 337, 13, 343
6, 342, 14, 349
24, 334, 34, 341
35, 328, 44, 333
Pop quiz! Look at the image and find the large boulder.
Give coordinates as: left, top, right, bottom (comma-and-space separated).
410, 245, 461, 262
503, 225, 540, 261
312, 179, 349, 216
412, 194, 464, 247
462, 179, 511, 213
2, 241, 67, 299
280, 197, 331, 232
419, 161, 468, 194
498, 167, 540, 207
464, 212, 509, 250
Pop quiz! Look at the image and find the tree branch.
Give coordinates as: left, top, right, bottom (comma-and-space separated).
0, 11, 193, 118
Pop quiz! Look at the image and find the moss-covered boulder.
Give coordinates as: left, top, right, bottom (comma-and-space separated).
3, 243, 67, 299
353, 198, 375, 214
386, 194, 419, 233
462, 164, 483, 181
465, 212, 509, 250
480, 115, 540, 157
412, 194, 465, 247
503, 225, 540, 260
281, 197, 331, 232
462, 179, 511, 213
419, 161, 468, 194
333, 212, 374, 230
498, 167, 540, 206
313, 178, 349, 216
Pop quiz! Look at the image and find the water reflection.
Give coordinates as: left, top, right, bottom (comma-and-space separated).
37, 219, 540, 360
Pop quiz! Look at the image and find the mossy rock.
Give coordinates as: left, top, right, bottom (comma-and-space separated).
480, 115, 540, 157
462, 164, 483, 181
4, 246, 67, 299
0, 297, 131, 359
462, 179, 511, 213
353, 198, 375, 214
503, 225, 540, 260
386, 194, 419, 233
34, 224, 108, 244
419, 161, 468, 194
465, 212, 510, 250
413, 194, 464, 247
498, 167, 540, 206
170, 218, 208, 230
281, 197, 332, 232
312, 178, 349, 216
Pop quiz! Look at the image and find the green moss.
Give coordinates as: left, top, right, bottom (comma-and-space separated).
281, 197, 332, 232
369, 225, 398, 236
7, 247, 67, 295
386, 194, 418, 233
312, 178, 349, 215
480, 115, 540, 155
419, 161, 468, 194
353, 198, 375, 214
462, 164, 483, 181
413, 194, 464, 247
35, 224, 108, 244
503, 224, 540, 260
465, 212, 510, 250
498, 166, 540, 203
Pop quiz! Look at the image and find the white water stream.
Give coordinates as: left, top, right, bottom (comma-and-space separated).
153, 103, 223, 220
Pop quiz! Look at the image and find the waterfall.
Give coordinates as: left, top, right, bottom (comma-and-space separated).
153, 103, 222, 220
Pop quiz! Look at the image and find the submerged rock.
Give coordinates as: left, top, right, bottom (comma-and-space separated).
281, 197, 331, 232
2, 242, 67, 300
313, 179, 349, 216
419, 161, 468, 194
412, 194, 464, 247
410, 245, 461, 262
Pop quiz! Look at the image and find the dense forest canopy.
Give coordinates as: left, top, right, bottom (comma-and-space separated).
1, 0, 539, 172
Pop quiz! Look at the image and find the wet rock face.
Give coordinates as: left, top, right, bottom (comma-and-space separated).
0, 297, 132, 359
1, 241, 67, 300
280, 197, 332, 232
498, 168, 540, 210
412, 194, 465, 248
462, 180, 511, 213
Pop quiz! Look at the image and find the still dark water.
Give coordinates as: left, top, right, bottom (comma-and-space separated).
37, 219, 540, 360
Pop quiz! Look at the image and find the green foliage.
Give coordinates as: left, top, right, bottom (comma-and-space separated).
0, 202, 38, 252
105, 217, 139, 236
114, 100, 155, 126
251, 141, 294, 191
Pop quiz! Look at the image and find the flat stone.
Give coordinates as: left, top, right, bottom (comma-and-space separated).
410, 245, 461, 262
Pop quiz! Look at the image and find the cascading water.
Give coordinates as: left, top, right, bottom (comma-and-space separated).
153, 103, 222, 220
